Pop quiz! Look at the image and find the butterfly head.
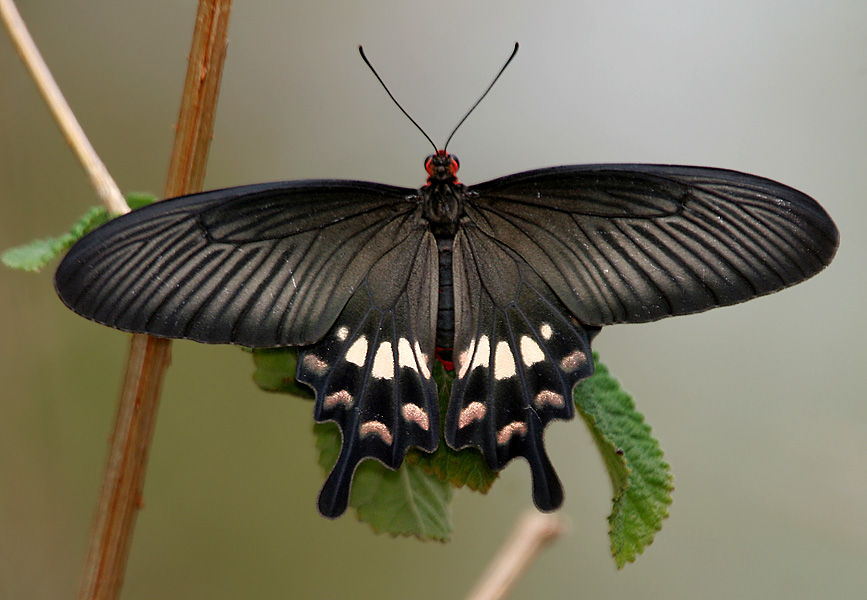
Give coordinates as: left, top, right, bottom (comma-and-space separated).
425, 150, 460, 185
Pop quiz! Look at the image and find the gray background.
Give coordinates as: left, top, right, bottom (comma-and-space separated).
2, 1, 865, 598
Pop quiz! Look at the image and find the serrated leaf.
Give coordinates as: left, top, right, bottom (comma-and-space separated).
407, 361, 498, 494
315, 422, 452, 541
2, 238, 71, 273
124, 193, 159, 210
2, 193, 157, 272
574, 353, 673, 568
252, 348, 455, 538
2, 207, 110, 272
251, 347, 314, 399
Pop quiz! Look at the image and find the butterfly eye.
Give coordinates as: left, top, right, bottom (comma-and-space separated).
424, 155, 436, 175
449, 155, 460, 175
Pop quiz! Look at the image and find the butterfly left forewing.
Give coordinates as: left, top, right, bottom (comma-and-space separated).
55, 180, 420, 347
447, 224, 597, 511
297, 229, 440, 518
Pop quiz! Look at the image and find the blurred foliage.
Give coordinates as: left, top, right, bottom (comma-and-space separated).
1, 194, 156, 272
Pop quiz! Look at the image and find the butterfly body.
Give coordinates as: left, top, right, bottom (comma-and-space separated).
434, 236, 456, 366
55, 154, 838, 518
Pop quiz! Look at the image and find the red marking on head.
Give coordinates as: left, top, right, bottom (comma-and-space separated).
425, 150, 461, 184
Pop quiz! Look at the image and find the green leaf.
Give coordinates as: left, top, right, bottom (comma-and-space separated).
124, 192, 159, 211
574, 353, 673, 568
250, 347, 314, 399
315, 422, 453, 541
2, 193, 157, 272
255, 347, 455, 539
407, 361, 498, 494
2, 206, 110, 272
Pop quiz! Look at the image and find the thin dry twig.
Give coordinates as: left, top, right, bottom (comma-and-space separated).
75, 3, 233, 598
0, 0, 234, 597
465, 511, 569, 600
0, 0, 128, 215
75, 2, 233, 598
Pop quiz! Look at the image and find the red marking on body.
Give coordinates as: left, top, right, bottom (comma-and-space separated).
436, 347, 454, 372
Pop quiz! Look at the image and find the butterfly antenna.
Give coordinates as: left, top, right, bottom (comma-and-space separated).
359, 46, 438, 153
443, 42, 519, 151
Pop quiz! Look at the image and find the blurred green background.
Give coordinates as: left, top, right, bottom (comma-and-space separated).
2, 1, 865, 598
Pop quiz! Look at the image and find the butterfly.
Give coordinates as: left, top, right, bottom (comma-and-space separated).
53, 46, 839, 518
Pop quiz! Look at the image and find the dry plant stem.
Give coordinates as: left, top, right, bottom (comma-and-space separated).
165, 0, 232, 196
464, 511, 569, 600
0, 0, 128, 215
78, 335, 173, 600
74, 2, 234, 600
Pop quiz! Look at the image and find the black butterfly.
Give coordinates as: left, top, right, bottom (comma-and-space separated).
54, 48, 839, 518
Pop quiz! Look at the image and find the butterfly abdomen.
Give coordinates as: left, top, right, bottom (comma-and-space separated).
435, 236, 456, 369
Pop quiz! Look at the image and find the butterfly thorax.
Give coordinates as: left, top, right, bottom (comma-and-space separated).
421, 150, 465, 237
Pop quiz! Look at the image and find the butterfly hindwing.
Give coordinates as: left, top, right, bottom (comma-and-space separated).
446, 224, 598, 511
54, 180, 421, 347
468, 164, 839, 326
297, 229, 440, 518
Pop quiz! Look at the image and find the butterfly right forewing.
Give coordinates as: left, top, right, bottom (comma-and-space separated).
467, 164, 839, 326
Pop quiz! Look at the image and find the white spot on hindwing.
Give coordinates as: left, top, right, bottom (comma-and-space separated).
534, 390, 565, 409
413, 340, 431, 379
345, 336, 368, 367
560, 349, 586, 373
336, 326, 349, 341
456, 337, 476, 379
401, 403, 429, 430
398, 338, 417, 371
540, 323, 553, 340
471, 336, 490, 374
301, 353, 328, 376
360, 420, 393, 445
371, 341, 394, 379
520, 335, 545, 367
458, 402, 486, 428
497, 421, 527, 444
494, 341, 516, 380
323, 390, 353, 409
